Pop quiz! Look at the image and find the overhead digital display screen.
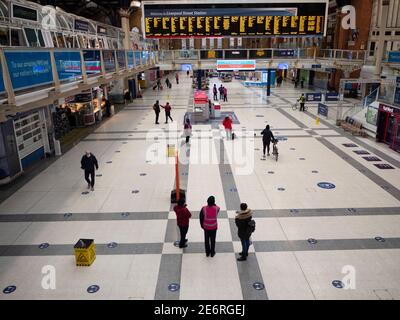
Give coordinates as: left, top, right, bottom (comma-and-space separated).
217, 60, 256, 71
143, 2, 327, 38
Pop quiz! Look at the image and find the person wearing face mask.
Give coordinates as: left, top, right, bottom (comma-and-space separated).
80, 151, 99, 191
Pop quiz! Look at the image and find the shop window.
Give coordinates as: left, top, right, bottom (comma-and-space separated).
24, 28, 39, 47
0, 26, 9, 46
65, 35, 74, 48
10, 28, 27, 46
56, 33, 66, 47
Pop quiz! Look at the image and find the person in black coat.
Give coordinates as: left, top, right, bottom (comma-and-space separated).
235, 203, 253, 261
261, 125, 275, 158
102, 96, 111, 117
81, 151, 99, 191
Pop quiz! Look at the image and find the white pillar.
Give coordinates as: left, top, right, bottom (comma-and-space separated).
120, 9, 131, 50
375, 0, 388, 77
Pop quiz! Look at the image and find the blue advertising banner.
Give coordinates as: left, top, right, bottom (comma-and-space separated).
83, 50, 101, 75
103, 50, 116, 73
74, 19, 89, 32
306, 92, 322, 102
142, 51, 149, 65
5, 51, 53, 90
127, 51, 134, 69
117, 51, 126, 70
0, 62, 5, 93
326, 92, 339, 101
54, 51, 82, 81
318, 103, 328, 117
134, 52, 141, 66
388, 52, 400, 63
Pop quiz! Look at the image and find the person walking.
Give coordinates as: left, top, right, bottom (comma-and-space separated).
222, 116, 233, 140
223, 87, 228, 102
124, 90, 131, 104
165, 77, 171, 89
153, 100, 161, 124
187, 70, 190, 77
80, 151, 99, 191
235, 203, 253, 261
261, 125, 275, 158
298, 94, 306, 112
213, 84, 218, 101
157, 78, 161, 90
184, 118, 192, 144
161, 102, 173, 123
200, 196, 220, 257
175, 73, 179, 84
173, 198, 192, 248
219, 85, 224, 100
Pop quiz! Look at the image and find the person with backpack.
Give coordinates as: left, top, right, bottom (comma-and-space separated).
235, 203, 254, 261
161, 102, 173, 123
222, 116, 233, 140
173, 198, 192, 248
153, 100, 161, 124
184, 118, 192, 144
200, 196, 220, 257
261, 125, 275, 158
298, 94, 306, 112
213, 84, 218, 101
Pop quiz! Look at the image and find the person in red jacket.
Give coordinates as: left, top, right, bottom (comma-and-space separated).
161, 102, 173, 123
222, 116, 233, 140
174, 198, 192, 248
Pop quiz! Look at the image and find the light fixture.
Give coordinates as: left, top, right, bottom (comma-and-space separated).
130, 0, 141, 8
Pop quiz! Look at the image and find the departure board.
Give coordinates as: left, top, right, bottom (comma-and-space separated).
143, 2, 327, 38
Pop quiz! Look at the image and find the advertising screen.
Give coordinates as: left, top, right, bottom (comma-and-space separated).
54, 51, 82, 81
83, 50, 101, 75
0, 63, 5, 94
217, 60, 256, 71
117, 51, 126, 70
127, 51, 135, 69
5, 51, 53, 90
144, 2, 327, 38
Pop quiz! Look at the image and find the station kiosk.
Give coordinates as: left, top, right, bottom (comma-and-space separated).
193, 90, 210, 122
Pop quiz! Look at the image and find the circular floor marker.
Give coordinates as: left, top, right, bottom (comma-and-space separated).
146, 160, 151, 163
277, 187, 286, 191
106, 161, 112, 164
254, 148, 260, 151
332, 280, 344, 289
64, 213, 72, 218
347, 208, 357, 213
168, 283, 180, 292
115, 151, 121, 153
87, 285, 100, 294
140, 173, 147, 176
3, 286, 16, 294
381, 186, 389, 190
107, 242, 118, 249
307, 238, 318, 245
267, 171, 275, 174
317, 182, 336, 189
39, 243, 49, 249
299, 158, 306, 160
290, 209, 299, 214
253, 282, 265, 290
312, 170, 319, 174
256, 115, 264, 118
132, 190, 140, 194
121, 212, 130, 217
225, 172, 232, 175
122, 142, 128, 144
290, 148, 296, 151
375, 236, 386, 242
96, 174, 103, 177
81, 191, 89, 195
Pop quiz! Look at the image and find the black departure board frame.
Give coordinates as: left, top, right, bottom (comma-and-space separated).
143, 2, 327, 38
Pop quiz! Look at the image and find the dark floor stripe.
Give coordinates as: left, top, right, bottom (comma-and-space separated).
154, 254, 183, 300
276, 108, 307, 129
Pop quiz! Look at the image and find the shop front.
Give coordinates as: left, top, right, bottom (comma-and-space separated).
376, 103, 400, 153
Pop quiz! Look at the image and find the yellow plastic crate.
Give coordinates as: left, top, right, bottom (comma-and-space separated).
167, 144, 176, 157
74, 239, 96, 267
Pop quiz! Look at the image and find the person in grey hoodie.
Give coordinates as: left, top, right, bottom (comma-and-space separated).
235, 203, 253, 261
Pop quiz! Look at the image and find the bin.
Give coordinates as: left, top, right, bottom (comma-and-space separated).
213, 103, 221, 118
167, 144, 176, 157
74, 239, 96, 267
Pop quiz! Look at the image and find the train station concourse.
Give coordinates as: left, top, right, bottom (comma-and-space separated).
0, 0, 400, 305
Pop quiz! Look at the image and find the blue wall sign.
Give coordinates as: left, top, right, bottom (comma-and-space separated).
318, 103, 328, 117
134, 51, 141, 66
83, 50, 101, 75
127, 51, 134, 69
54, 51, 82, 81
0, 62, 4, 93
74, 19, 89, 32
306, 92, 322, 102
388, 51, 400, 63
5, 51, 53, 90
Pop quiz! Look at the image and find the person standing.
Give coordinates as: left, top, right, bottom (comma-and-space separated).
153, 100, 161, 124
161, 102, 173, 123
174, 198, 192, 248
222, 116, 233, 140
223, 87, 228, 102
213, 84, 218, 101
102, 96, 111, 117
187, 70, 190, 77
298, 94, 306, 112
261, 125, 275, 158
80, 151, 99, 191
124, 90, 131, 104
184, 118, 192, 144
219, 85, 224, 100
200, 196, 220, 257
301, 77, 305, 89
165, 77, 171, 89
175, 73, 179, 84
157, 78, 161, 90
235, 203, 253, 261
